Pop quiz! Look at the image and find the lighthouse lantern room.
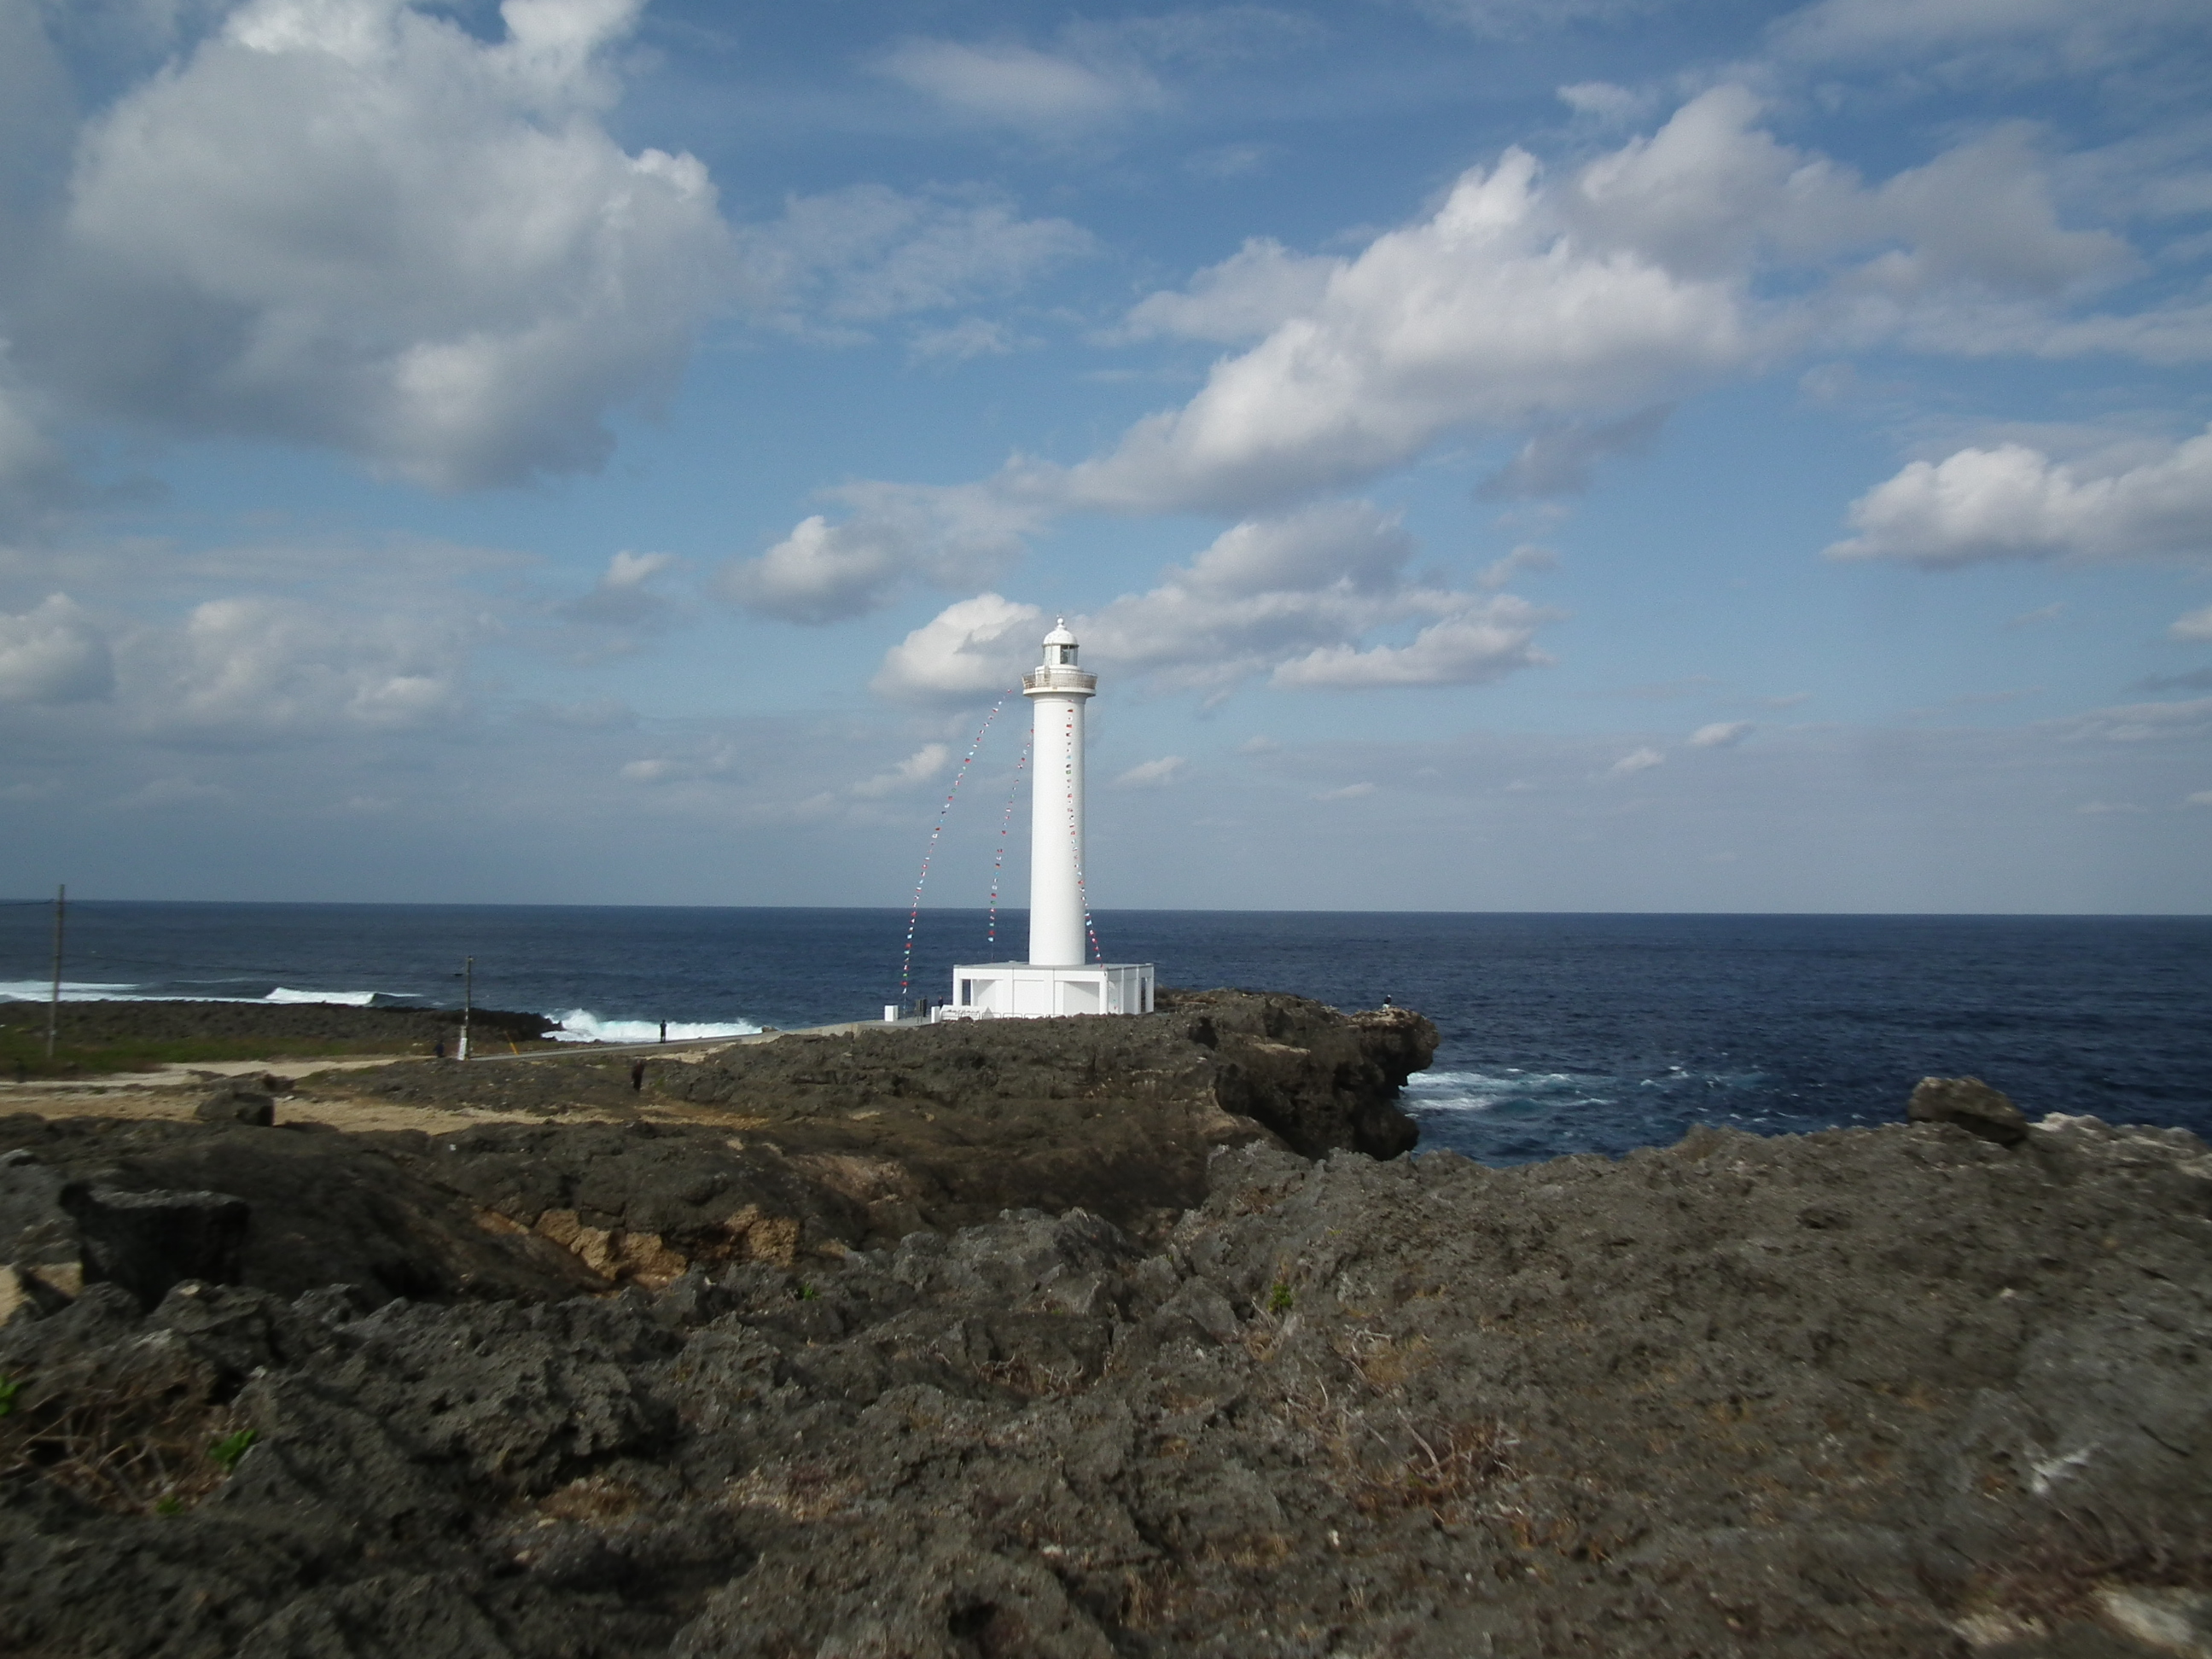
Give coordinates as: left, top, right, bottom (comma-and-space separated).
939, 621, 1155, 1020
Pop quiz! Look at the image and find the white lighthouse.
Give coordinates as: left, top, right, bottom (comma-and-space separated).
940, 620, 1155, 1020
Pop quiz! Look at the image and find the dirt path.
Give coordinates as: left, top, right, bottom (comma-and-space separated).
0, 1078, 615, 1135
0, 1035, 783, 1131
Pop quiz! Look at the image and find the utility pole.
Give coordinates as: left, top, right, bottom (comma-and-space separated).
44, 884, 64, 1062
459, 956, 474, 1062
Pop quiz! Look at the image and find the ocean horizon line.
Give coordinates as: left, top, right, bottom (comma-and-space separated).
3, 898, 2209, 921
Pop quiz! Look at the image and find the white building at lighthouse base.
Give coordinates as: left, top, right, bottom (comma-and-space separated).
934, 960, 1155, 1021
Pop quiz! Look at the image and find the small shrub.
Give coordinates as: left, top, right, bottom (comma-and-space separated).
795, 1284, 818, 1301
0, 1360, 247, 1513
0, 1375, 18, 1418
208, 1429, 258, 1472
1267, 1283, 1295, 1314
1361, 1415, 1517, 1522
976, 1355, 1086, 1398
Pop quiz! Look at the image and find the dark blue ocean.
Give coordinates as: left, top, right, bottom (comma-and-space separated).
3, 902, 2207, 1165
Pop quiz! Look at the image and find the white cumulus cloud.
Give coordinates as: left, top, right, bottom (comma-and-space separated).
852, 742, 952, 797
561, 550, 678, 634
0, 364, 72, 527
122, 592, 473, 735
1061, 88, 2136, 519
1480, 405, 1671, 499
732, 184, 1091, 340
910, 319, 1021, 364
753, 86, 2178, 603
1068, 137, 1755, 514
1078, 498, 1553, 696
2054, 696, 2212, 743
874, 38, 1161, 131
1770, 0, 2207, 77
1272, 602, 1551, 690
723, 483, 1046, 624
26, 0, 728, 489
2171, 604, 2212, 642
1826, 426, 2212, 566
1115, 755, 1187, 789
1609, 745, 1666, 775
1689, 720, 1755, 748
1118, 238, 1337, 345
0, 593, 114, 705
870, 593, 1042, 703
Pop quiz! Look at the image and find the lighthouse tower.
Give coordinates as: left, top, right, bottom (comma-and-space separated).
939, 621, 1156, 1021
1027, 619, 1092, 966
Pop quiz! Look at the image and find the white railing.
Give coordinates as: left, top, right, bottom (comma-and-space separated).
1022, 666, 1097, 692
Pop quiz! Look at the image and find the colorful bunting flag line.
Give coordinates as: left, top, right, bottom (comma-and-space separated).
897, 696, 1008, 999
1063, 704, 1104, 963
986, 741, 1030, 948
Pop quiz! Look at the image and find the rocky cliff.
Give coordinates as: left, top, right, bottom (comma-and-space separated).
1, 1004, 2208, 1658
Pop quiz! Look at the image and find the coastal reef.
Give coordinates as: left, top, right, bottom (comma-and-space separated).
0, 1001, 2207, 1656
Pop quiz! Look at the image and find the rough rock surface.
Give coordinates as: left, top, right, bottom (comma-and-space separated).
0, 1118, 608, 1307
3, 1107, 2207, 1658
341, 990, 1435, 1243
195, 1082, 277, 1126
1912, 1074, 2032, 1146
0, 993, 1431, 1311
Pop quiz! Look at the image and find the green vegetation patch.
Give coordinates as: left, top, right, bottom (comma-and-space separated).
0, 1000, 556, 1080
0, 1026, 429, 1079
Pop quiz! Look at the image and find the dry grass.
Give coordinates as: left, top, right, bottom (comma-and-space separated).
1332, 1326, 1433, 1391
1356, 1413, 1517, 1522
975, 1354, 1087, 1397
537, 1472, 651, 1522
0, 1360, 249, 1514
1277, 1371, 1517, 1526
1974, 1506, 2212, 1630
725, 1460, 862, 1522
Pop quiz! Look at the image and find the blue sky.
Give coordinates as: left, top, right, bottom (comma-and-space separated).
1, 0, 2208, 912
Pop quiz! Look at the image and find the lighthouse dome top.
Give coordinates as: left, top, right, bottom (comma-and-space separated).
1024, 617, 1097, 695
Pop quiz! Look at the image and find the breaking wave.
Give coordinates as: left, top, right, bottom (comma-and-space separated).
0, 981, 408, 1006
0, 980, 143, 1002
1401, 1068, 1620, 1116
548, 1010, 761, 1045
1403, 1062, 1785, 1165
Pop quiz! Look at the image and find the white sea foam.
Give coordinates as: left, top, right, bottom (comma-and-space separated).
0, 981, 398, 1006
549, 1010, 761, 1045
0, 980, 141, 1001
1404, 1068, 1614, 1114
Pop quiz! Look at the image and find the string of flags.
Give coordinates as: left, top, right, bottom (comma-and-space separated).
986, 740, 1031, 947
1064, 704, 1103, 963
898, 696, 1006, 998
